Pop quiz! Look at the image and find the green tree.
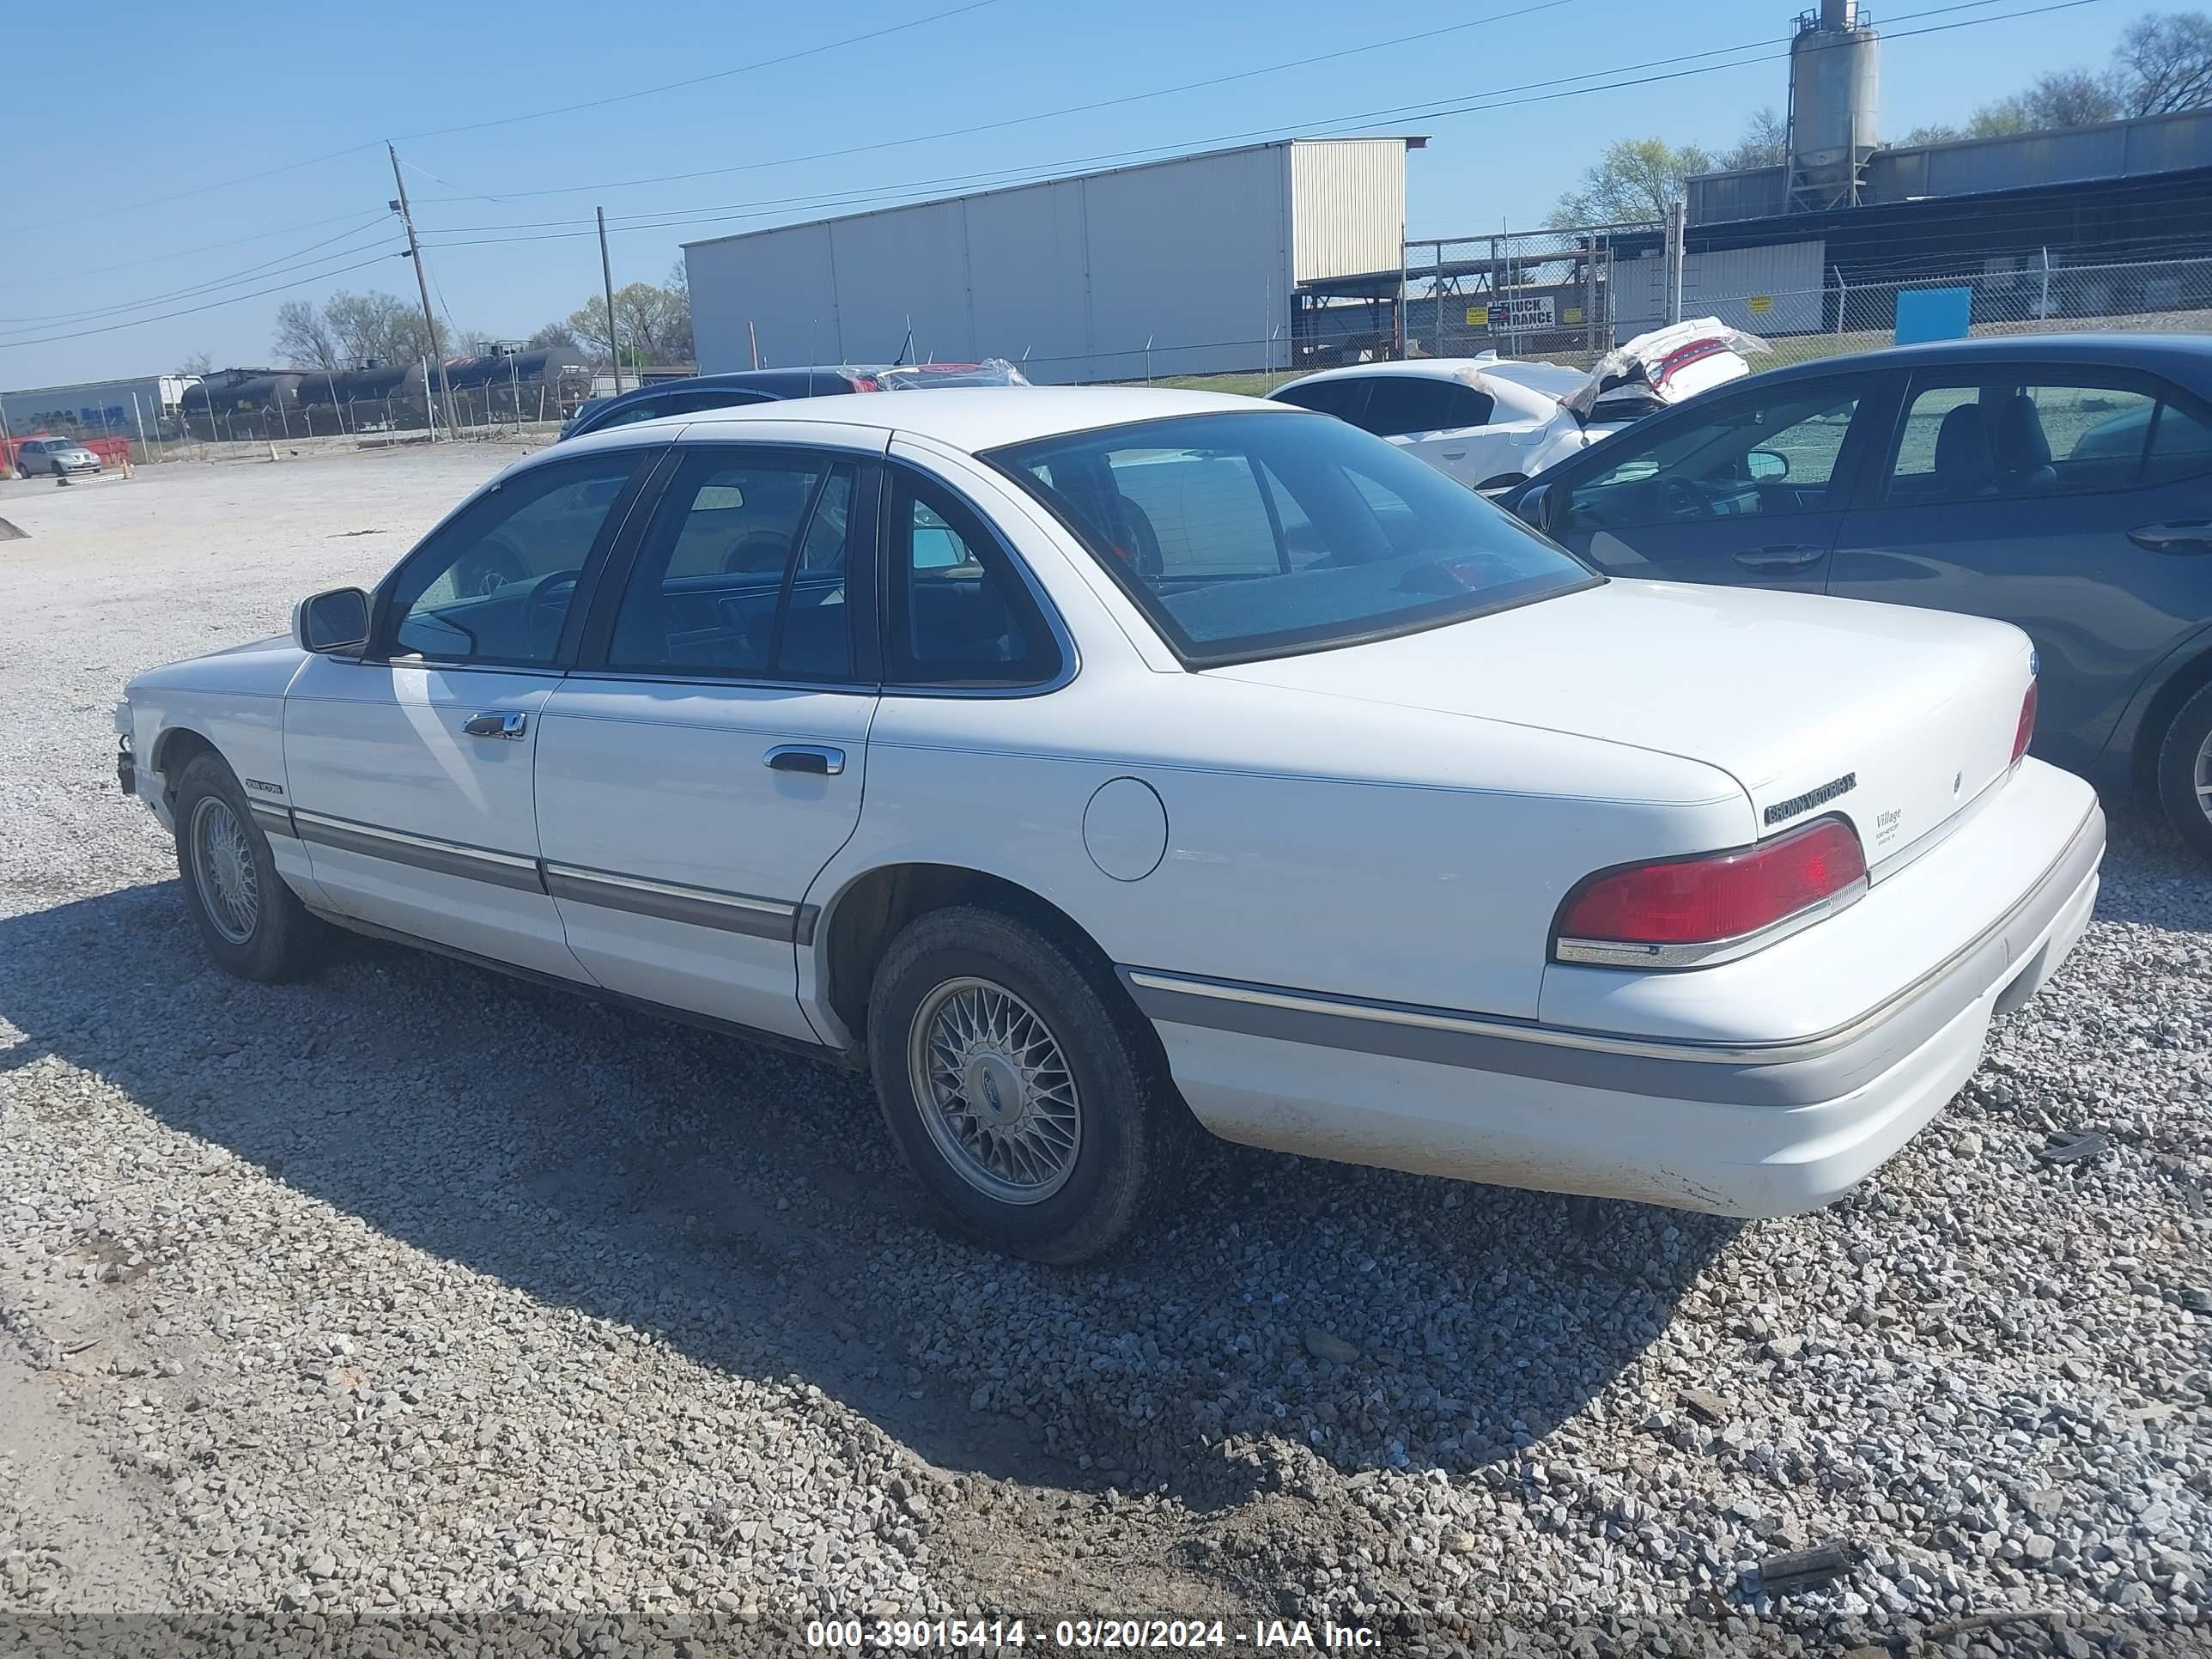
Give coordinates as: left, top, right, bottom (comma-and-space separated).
1550, 137, 1713, 226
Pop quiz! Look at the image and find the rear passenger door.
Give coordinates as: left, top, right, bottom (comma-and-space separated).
1826, 368, 2212, 772
532, 436, 884, 1042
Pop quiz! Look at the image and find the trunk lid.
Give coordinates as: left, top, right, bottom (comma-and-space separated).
1209, 579, 2036, 866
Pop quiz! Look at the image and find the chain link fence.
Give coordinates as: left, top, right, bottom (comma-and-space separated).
1719, 253, 2212, 369
1400, 224, 1660, 368
179, 377, 582, 447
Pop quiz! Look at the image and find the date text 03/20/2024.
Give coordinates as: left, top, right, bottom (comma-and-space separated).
804, 1619, 1382, 1649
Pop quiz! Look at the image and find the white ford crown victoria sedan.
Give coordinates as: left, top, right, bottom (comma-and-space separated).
116, 387, 2104, 1261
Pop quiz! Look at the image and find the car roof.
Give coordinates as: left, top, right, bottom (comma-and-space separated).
1755, 331, 2212, 385
1273, 358, 1565, 391
644, 385, 1285, 453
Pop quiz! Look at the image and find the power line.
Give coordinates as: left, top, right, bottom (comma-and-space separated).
0, 210, 391, 294
0, 222, 398, 332
412, 0, 1578, 206
0, 253, 408, 351
416, 0, 2077, 255
392, 0, 1006, 142
0, 0, 1006, 240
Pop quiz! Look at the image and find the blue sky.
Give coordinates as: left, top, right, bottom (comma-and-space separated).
0, 0, 2143, 386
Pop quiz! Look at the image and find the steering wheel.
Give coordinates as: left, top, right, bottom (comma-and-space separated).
521, 568, 581, 652
1656, 477, 1711, 521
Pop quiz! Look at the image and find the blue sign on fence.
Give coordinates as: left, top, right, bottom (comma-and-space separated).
1895, 287, 1973, 345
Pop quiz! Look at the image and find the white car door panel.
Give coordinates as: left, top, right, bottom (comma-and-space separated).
535, 685, 872, 1041
284, 661, 581, 976
280, 445, 659, 980
532, 441, 879, 1042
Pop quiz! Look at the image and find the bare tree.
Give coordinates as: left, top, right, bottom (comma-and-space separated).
528, 321, 581, 350
1550, 138, 1714, 226
271, 301, 341, 371
2115, 9, 2212, 112
322, 291, 434, 368
1717, 108, 1790, 170
175, 351, 215, 375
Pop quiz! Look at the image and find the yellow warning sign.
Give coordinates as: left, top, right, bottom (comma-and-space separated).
1465, 306, 1489, 327
1747, 295, 1774, 315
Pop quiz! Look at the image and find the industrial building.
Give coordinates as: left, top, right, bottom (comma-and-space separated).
0, 374, 201, 443
683, 137, 1421, 384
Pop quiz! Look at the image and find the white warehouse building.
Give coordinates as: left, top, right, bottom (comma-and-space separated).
684, 137, 1421, 385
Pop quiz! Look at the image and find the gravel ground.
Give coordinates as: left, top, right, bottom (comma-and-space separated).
1, 449, 2208, 1657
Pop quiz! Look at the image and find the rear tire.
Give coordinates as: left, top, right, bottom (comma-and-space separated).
173, 752, 326, 981
866, 905, 1194, 1264
2154, 683, 2212, 866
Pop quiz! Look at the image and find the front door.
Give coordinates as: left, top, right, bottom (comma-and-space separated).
1546, 374, 1891, 592
283, 447, 656, 977
534, 439, 881, 1042
1826, 369, 2212, 774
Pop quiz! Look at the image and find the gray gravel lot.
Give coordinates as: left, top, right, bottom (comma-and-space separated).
1, 449, 2208, 1656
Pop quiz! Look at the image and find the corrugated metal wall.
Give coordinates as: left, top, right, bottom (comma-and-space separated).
1607, 240, 1827, 337
1289, 140, 1406, 283
689, 140, 1402, 384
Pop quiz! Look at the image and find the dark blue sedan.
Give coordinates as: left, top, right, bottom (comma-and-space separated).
560, 362, 1029, 441
1499, 335, 2212, 859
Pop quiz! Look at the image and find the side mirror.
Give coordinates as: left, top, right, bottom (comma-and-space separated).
1516, 483, 1554, 533
294, 587, 370, 653
1747, 448, 1790, 482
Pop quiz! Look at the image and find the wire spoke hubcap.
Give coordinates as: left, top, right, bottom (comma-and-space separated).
2197, 728, 2212, 817
191, 796, 260, 945
908, 976, 1081, 1205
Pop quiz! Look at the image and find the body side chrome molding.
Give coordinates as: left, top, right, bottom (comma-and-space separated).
290, 809, 817, 943
542, 861, 801, 943
1127, 795, 2101, 1077
291, 809, 546, 894
246, 801, 298, 840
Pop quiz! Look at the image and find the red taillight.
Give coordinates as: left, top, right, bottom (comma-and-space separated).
2012, 680, 2038, 765
1556, 817, 1868, 960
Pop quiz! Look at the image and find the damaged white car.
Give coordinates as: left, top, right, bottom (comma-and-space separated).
1271, 319, 1768, 492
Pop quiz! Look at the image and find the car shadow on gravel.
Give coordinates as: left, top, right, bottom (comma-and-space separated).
1, 879, 1735, 1516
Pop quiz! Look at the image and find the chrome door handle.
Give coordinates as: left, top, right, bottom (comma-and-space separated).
1732, 544, 1826, 570
2130, 520, 2212, 553
463, 711, 528, 740
765, 744, 844, 776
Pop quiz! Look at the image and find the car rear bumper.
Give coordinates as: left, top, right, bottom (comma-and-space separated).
1125, 774, 2103, 1216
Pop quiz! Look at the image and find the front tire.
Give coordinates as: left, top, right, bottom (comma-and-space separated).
173, 753, 326, 981
2154, 682, 2212, 866
866, 906, 1194, 1264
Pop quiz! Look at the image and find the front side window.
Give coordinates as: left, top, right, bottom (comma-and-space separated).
988, 410, 1594, 666
605, 449, 856, 680
1562, 383, 1866, 532
386, 452, 643, 665
1887, 377, 2212, 501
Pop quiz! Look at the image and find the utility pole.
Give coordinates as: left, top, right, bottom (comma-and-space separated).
1665, 199, 1687, 325
388, 143, 459, 439
598, 206, 622, 397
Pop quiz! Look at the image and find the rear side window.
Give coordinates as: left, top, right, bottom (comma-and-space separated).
605, 449, 856, 680
1273, 380, 1368, 422
1886, 377, 2212, 501
885, 472, 1060, 687
1354, 377, 1494, 438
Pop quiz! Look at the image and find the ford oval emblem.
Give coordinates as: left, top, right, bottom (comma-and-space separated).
981, 1072, 1005, 1115
2029, 648, 2039, 678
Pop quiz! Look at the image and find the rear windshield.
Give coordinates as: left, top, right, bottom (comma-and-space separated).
984, 410, 1595, 666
